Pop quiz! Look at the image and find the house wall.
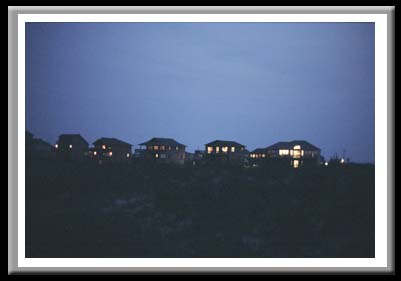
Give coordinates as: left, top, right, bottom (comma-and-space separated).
265, 149, 321, 167
93, 144, 132, 164
143, 147, 186, 164
56, 145, 88, 161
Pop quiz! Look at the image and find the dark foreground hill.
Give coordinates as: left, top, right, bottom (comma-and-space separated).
25, 159, 374, 258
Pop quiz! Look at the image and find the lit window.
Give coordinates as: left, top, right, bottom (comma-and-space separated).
293, 160, 299, 168
301, 150, 304, 156
102, 145, 106, 149
155, 153, 159, 158
69, 144, 72, 149
176, 147, 179, 150
231, 147, 235, 152
222, 146, 228, 153
54, 144, 58, 148
293, 145, 301, 150
325, 162, 329, 166
126, 153, 130, 158
279, 149, 289, 156
207, 147, 213, 154
262, 154, 266, 158
154, 146, 159, 150
168, 146, 171, 150
94, 151, 97, 156
293, 150, 301, 159
109, 151, 113, 156
216, 147, 220, 153
160, 145, 165, 150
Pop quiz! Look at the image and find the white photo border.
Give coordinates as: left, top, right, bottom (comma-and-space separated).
16, 13, 388, 269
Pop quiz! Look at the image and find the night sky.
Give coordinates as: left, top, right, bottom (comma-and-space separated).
25, 22, 375, 163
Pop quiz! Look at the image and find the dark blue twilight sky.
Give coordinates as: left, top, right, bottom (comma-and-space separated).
25, 23, 375, 163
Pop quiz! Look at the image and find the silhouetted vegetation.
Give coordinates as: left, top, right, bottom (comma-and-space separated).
26, 158, 374, 258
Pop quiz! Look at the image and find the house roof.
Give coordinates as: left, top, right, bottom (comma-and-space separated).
251, 148, 268, 154
205, 140, 246, 147
93, 137, 132, 147
58, 134, 89, 146
139, 137, 186, 147
265, 140, 320, 151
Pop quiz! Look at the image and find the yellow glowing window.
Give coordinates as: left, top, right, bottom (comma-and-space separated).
293, 150, 301, 158
293, 160, 299, 168
222, 146, 228, 153
216, 147, 220, 153
154, 146, 159, 150
301, 150, 304, 156
293, 145, 301, 150
155, 153, 159, 158
207, 147, 213, 154
231, 147, 235, 152
262, 154, 266, 158
109, 151, 113, 156
55, 144, 58, 148
279, 149, 289, 156
69, 144, 72, 149
102, 145, 106, 149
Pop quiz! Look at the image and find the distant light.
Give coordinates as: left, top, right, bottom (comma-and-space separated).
325, 162, 329, 166
109, 151, 113, 156
55, 144, 58, 148
102, 145, 106, 149
69, 144, 72, 149
126, 153, 130, 158
93, 151, 97, 156
155, 153, 159, 158
340, 158, 345, 164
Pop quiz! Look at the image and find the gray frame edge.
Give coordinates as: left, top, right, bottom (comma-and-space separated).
8, 5, 395, 274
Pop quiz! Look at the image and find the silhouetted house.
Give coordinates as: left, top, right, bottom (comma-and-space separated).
205, 140, 247, 163
138, 137, 186, 164
265, 140, 321, 168
134, 148, 146, 159
31, 138, 56, 159
91, 137, 132, 164
194, 150, 205, 161
55, 134, 89, 161
250, 148, 268, 159
185, 152, 194, 164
